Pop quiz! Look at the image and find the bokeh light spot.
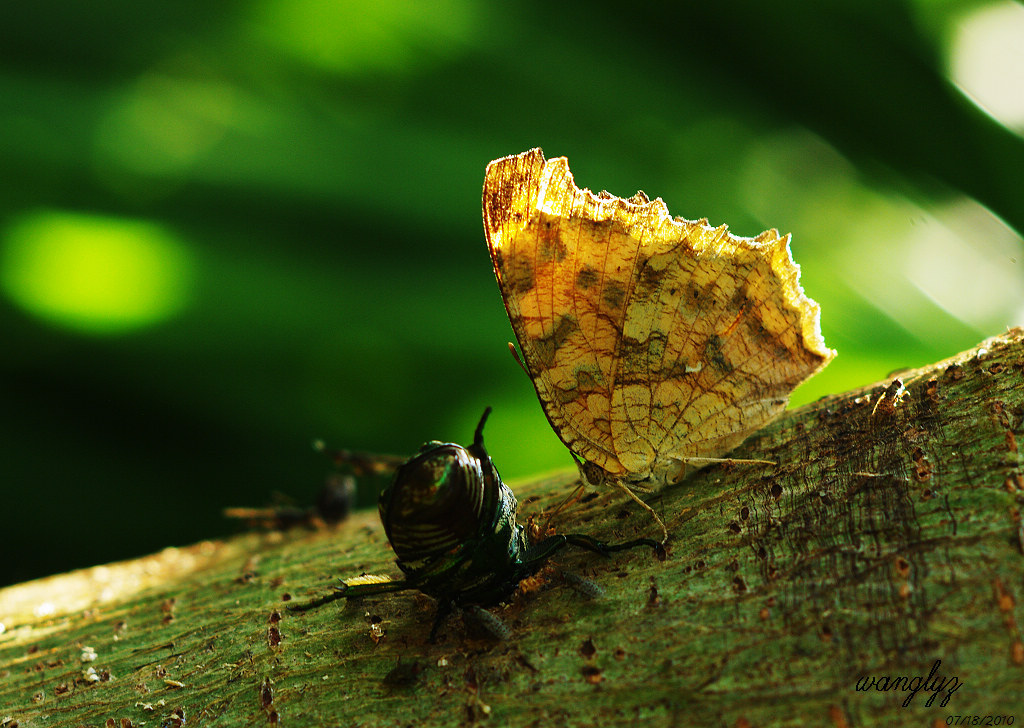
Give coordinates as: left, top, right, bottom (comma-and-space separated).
93, 68, 241, 202
1, 210, 194, 335
949, 1, 1024, 131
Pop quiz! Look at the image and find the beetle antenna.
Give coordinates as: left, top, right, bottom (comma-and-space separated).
474, 406, 493, 448
287, 584, 350, 612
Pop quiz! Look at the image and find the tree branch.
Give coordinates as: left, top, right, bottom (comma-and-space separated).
2, 329, 1022, 726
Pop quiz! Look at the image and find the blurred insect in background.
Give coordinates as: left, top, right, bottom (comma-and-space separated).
223, 444, 405, 531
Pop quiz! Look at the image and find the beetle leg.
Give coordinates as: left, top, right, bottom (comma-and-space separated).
428, 600, 456, 643
520, 534, 657, 569
517, 534, 571, 567
563, 534, 660, 555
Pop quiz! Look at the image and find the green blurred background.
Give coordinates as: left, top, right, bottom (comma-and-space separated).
2, 0, 1022, 587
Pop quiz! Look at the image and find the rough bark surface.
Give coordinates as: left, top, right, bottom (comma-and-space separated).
2, 330, 1023, 727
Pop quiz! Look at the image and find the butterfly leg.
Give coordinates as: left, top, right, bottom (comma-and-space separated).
680, 455, 776, 471
610, 480, 669, 545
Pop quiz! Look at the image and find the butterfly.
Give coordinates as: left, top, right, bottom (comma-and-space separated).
482, 148, 834, 541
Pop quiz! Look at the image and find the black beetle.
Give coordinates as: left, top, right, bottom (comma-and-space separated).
290, 407, 657, 640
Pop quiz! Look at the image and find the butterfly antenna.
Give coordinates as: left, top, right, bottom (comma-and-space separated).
507, 342, 531, 379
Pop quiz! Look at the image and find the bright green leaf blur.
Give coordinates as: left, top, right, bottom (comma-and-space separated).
249, 0, 480, 75
1, 211, 194, 334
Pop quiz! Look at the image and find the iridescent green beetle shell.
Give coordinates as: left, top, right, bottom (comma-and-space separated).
290, 408, 656, 641
377, 421, 530, 607
380, 441, 493, 561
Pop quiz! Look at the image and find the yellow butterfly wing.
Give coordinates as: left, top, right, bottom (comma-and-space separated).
483, 148, 834, 485
484, 148, 631, 475
610, 216, 834, 481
